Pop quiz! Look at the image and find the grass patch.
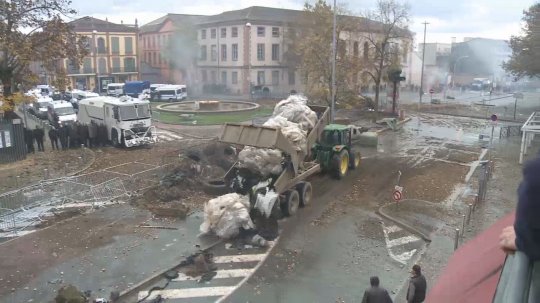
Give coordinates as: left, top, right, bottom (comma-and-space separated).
152, 103, 273, 125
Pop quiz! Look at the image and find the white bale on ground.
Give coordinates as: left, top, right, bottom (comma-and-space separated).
273, 95, 318, 131
238, 147, 283, 176
200, 193, 254, 239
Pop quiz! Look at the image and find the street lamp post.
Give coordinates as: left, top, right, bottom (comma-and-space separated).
330, 0, 337, 122
245, 22, 252, 99
92, 30, 98, 93
419, 22, 429, 104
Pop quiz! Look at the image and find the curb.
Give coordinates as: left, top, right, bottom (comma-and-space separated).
375, 117, 412, 134
117, 238, 224, 299
377, 201, 432, 242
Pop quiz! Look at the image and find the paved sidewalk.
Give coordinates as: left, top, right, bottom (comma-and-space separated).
0, 204, 214, 303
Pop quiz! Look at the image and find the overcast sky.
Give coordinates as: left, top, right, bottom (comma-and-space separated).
70, 0, 536, 46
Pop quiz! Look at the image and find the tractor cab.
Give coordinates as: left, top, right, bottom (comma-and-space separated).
314, 124, 361, 179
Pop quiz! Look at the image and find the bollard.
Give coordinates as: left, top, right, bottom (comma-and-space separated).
16, 175, 20, 188
467, 203, 473, 224
454, 228, 460, 250
80, 144, 85, 150
43, 169, 49, 180
461, 214, 466, 237
64, 163, 69, 175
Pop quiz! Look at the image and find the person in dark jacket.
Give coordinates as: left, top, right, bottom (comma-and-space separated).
48, 127, 59, 150
97, 123, 108, 147
361, 276, 393, 303
24, 128, 35, 153
33, 126, 45, 152
79, 123, 89, 147
58, 124, 68, 150
500, 155, 540, 260
407, 265, 427, 303
88, 121, 98, 148
68, 123, 79, 148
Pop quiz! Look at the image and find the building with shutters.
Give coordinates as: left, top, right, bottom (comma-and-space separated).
63, 17, 140, 93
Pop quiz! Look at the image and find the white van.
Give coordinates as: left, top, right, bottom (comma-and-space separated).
107, 83, 125, 96
47, 100, 77, 126
155, 85, 187, 102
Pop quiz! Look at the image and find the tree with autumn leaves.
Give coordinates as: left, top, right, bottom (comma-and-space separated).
0, 0, 87, 116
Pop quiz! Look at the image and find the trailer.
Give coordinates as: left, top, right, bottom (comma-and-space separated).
77, 96, 157, 148
218, 105, 364, 216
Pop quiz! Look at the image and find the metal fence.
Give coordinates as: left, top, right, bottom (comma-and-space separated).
0, 117, 27, 164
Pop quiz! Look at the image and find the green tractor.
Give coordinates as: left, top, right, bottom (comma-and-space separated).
313, 124, 362, 179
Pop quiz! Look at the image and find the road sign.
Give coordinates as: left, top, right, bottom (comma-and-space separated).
491, 114, 498, 122
429, 88, 434, 94
393, 190, 402, 202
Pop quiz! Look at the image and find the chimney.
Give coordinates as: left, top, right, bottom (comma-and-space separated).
121, 20, 123, 24
135, 18, 138, 28
105, 17, 108, 22
451, 37, 456, 44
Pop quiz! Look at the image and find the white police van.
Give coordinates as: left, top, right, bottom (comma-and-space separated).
154, 85, 187, 102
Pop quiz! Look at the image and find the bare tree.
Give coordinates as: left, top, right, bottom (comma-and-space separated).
360, 0, 411, 120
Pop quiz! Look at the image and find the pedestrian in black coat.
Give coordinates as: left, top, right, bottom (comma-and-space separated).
97, 123, 108, 147
33, 126, 45, 152
48, 127, 59, 150
58, 124, 68, 150
407, 265, 427, 303
68, 123, 79, 148
24, 128, 35, 153
361, 276, 393, 303
79, 123, 89, 147
88, 121, 98, 148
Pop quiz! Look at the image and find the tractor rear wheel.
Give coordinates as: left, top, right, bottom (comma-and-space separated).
281, 190, 300, 217
332, 149, 349, 179
296, 181, 313, 207
349, 150, 361, 169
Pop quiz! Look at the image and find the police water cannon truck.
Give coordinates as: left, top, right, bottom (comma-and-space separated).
77, 96, 157, 147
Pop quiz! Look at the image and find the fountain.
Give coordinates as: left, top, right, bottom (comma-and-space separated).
156, 100, 260, 115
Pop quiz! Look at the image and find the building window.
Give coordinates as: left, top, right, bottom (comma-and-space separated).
97, 37, 106, 54
124, 57, 136, 72
353, 42, 359, 57
221, 71, 227, 84
157, 35, 161, 47
257, 43, 265, 61
111, 37, 119, 54
112, 57, 120, 72
98, 58, 106, 74
221, 28, 226, 38
201, 70, 207, 82
200, 45, 207, 60
257, 71, 265, 85
272, 27, 279, 37
221, 44, 227, 61
232, 27, 238, 38
158, 53, 162, 65
152, 52, 157, 65
363, 42, 369, 60
272, 71, 279, 85
232, 44, 238, 61
144, 52, 149, 63
232, 71, 238, 84
125, 37, 133, 54
201, 29, 207, 39
288, 70, 295, 85
257, 26, 265, 37
210, 70, 216, 83
152, 36, 156, 48
211, 28, 216, 39
83, 58, 92, 73
271, 44, 279, 61
211, 45, 217, 61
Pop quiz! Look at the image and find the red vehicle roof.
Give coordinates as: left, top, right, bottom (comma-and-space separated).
426, 211, 515, 303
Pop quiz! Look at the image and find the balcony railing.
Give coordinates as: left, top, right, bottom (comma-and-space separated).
493, 251, 540, 302
66, 67, 95, 75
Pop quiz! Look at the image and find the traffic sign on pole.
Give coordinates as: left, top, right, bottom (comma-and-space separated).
429, 88, 435, 94
393, 190, 402, 202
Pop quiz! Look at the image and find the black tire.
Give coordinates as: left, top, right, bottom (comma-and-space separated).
296, 181, 313, 207
281, 190, 300, 217
332, 149, 349, 179
349, 150, 361, 169
201, 179, 230, 196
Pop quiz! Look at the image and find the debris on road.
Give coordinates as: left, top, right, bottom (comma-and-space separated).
200, 193, 254, 239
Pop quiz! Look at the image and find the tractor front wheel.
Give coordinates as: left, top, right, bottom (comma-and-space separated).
332, 149, 349, 179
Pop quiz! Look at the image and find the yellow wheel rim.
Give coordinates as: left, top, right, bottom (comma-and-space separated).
340, 154, 348, 174
355, 153, 361, 167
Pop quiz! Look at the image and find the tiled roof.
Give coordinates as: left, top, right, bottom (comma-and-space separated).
69, 16, 138, 33
139, 14, 206, 33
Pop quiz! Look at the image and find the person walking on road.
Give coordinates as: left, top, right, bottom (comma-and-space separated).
361, 276, 393, 303
33, 126, 45, 152
24, 127, 35, 154
48, 127, 59, 150
68, 123, 79, 148
79, 123, 89, 147
58, 124, 68, 150
407, 265, 427, 303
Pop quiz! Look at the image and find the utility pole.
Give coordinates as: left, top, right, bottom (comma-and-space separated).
331, 0, 337, 122
419, 22, 429, 104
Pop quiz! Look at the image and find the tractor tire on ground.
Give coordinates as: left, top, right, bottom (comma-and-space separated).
296, 181, 313, 207
200, 179, 230, 196
349, 150, 361, 169
332, 149, 349, 179
281, 190, 300, 217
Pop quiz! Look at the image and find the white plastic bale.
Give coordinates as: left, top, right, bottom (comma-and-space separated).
199, 193, 254, 239
273, 95, 318, 131
238, 147, 283, 176
263, 117, 307, 153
